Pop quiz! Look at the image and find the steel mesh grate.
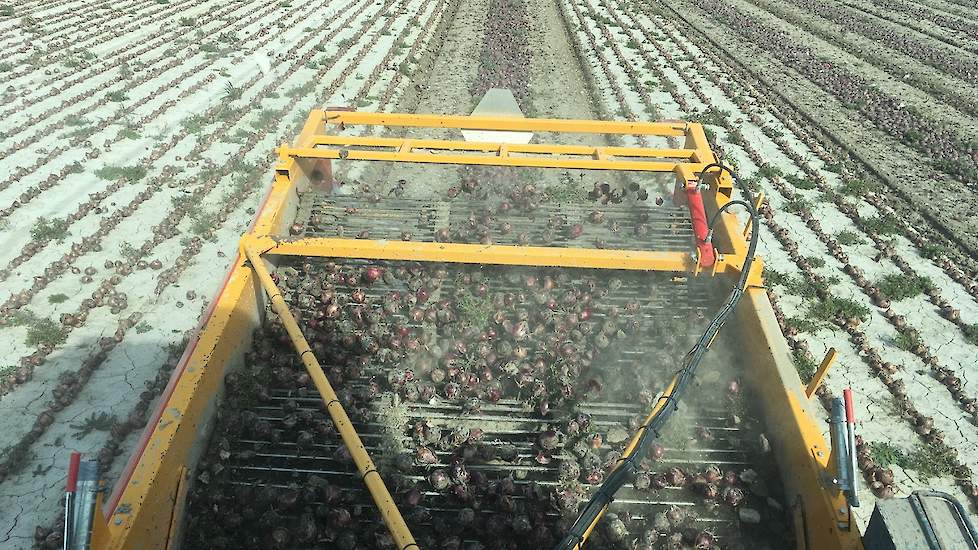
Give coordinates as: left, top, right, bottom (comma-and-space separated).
181, 259, 788, 549
297, 194, 695, 252
221, 393, 753, 541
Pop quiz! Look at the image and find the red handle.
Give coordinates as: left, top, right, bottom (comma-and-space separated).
843, 388, 855, 423
66, 452, 81, 492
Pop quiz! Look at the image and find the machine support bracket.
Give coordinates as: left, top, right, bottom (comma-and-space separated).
805, 348, 837, 399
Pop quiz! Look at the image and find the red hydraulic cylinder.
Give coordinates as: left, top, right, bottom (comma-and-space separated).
683, 183, 715, 267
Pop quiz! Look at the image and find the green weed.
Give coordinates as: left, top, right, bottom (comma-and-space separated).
190, 210, 218, 235
181, 115, 206, 134
783, 173, 817, 190
24, 318, 68, 348
917, 242, 946, 260
106, 90, 129, 102
30, 217, 69, 242
876, 273, 933, 301
784, 316, 818, 334
689, 107, 729, 128
223, 81, 242, 102
961, 324, 978, 346
893, 330, 923, 352
868, 441, 905, 468
783, 197, 812, 214
756, 164, 783, 180
47, 294, 69, 304
95, 165, 146, 182
10, 310, 66, 348
763, 268, 788, 287
835, 230, 866, 246
823, 161, 844, 173
119, 242, 142, 262
456, 292, 492, 330
860, 214, 901, 235
839, 178, 869, 196
806, 255, 826, 269
808, 295, 870, 324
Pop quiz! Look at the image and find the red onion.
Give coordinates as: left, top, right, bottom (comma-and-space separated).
416, 287, 430, 305
404, 487, 423, 506
722, 486, 745, 507
328, 507, 352, 529
428, 469, 450, 490
586, 470, 603, 484
362, 267, 382, 284
267, 528, 290, 549
277, 486, 300, 509
647, 442, 665, 461
695, 426, 713, 442
652, 473, 669, 489
694, 531, 716, 549
417, 446, 438, 464
666, 505, 687, 526
667, 467, 687, 487
295, 512, 318, 543
538, 430, 559, 450
443, 382, 461, 400
634, 472, 652, 491
723, 469, 738, 486
704, 465, 722, 483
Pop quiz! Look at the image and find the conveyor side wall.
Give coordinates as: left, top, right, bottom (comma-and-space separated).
88, 134, 312, 549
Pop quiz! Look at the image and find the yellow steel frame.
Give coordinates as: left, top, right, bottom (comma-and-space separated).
91, 111, 859, 550
269, 109, 759, 284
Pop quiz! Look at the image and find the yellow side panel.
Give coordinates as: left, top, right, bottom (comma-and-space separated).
735, 288, 862, 550
90, 132, 304, 549
89, 262, 261, 549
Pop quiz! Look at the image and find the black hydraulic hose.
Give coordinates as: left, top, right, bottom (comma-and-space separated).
555, 163, 759, 550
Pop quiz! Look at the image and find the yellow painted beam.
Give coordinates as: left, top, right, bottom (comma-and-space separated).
295, 110, 327, 148
279, 145, 696, 172
251, 236, 710, 272
684, 122, 716, 164
305, 134, 698, 159
324, 111, 689, 135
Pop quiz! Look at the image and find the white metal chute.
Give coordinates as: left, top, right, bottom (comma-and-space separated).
460, 88, 534, 144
